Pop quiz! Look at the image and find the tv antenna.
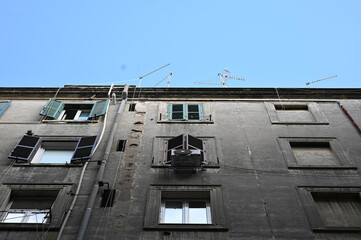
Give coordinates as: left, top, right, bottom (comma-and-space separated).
138, 63, 170, 87
194, 68, 244, 87
154, 72, 172, 87
306, 75, 337, 87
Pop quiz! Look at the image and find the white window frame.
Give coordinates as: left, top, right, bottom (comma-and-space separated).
31, 147, 75, 164
160, 200, 212, 224
58, 109, 91, 120
3, 207, 50, 224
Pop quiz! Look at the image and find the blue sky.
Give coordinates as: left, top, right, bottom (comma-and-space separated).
0, 1, 360, 88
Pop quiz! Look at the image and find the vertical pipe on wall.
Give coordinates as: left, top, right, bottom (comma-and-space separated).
76, 85, 129, 240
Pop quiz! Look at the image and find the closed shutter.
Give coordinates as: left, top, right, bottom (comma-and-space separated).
40, 99, 65, 119
0, 101, 11, 116
8, 135, 42, 162
88, 99, 110, 119
71, 136, 98, 162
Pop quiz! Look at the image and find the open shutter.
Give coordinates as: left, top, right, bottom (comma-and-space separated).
71, 136, 98, 162
88, 99, 110, 119
164, 134, 185, 163
0, 101, 11, 116
40, 99, 64, 119
8, 135, 42, 162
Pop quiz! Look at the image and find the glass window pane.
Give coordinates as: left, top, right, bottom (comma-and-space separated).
189, 201, 207, 224
40, 150, 74, 163
172, 104, 183, 111
172, 112, 183, 120
27, 211, 48, 223
164, 201, 183, 223
188, 105, 199, 112
78, 110, 90, 120
3, 212, 25, 223
188, 112, 199, 120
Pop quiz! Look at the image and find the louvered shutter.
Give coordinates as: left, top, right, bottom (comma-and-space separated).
40, 99, 65, 119
0, 101, 11, 116
8, 135, 42, 162
71, 136, 98, 162
88, 99, 110, 119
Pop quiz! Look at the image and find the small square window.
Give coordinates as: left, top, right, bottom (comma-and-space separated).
117, 140, 127, 152
129, 103, 136, 112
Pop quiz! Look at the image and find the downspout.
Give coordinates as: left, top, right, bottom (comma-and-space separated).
57, 84, 115, 240
77, 84, 129, 240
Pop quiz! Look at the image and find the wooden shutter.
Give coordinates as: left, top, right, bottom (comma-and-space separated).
39, 99, 65, 119
88, 99, 110, 119
71, 136, 98, 162
8, 135, 42, 162
0, 101, 11, 116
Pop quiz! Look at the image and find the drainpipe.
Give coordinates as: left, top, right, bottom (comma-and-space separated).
77, 84, 129, 240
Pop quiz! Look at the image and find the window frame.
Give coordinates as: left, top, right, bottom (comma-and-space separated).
278, 137, 355, 169
168, 103, 203, 121
151, 136, 220, 168
160, 199, 212, 224
0, 184, 73, 230
144, 185, 228, 231
264, 102, 328, 125
297, 187, 361, 232
40, 99, 109, 122
8, 135, 98, 165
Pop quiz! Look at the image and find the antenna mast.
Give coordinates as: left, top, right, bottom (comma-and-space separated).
306, 75, 337, 87
194, 68, 244, 87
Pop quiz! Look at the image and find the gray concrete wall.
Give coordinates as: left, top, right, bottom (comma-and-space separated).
0, 94, 361, 240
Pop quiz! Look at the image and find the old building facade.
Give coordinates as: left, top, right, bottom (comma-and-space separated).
0, 86, 361, 240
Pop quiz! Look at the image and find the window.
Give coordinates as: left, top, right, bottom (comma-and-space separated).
160, 200, 211, 224
164, 134, 207, 166
2, 190, 57, 224
129, 103, 136, 112
278, 137, 354, 169
298, 187, 361, 231
151, 136, 219, 168
168, 104, 203, 120
144, 185, 227, 231
117, 140, 127, 152
40, 99, 109, 121
0, 101, 11, 116
264, 102, 328, 124
0, 184, 73, 228
8, 135, 98, 164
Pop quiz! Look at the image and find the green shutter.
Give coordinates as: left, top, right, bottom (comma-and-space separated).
198, 104, 203, 120
40, 99, 64, 119
0, 101, 11, 116
89, 99, 109, 119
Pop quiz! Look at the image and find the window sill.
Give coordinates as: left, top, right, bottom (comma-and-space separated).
313, 227, 361, 233
144, 224, 228, 231
288, 165, 357, 170
151, 164, 220, 169
0, 223, 59, 231
157, 120, 214, 124
272, 121, 328, 125
42, 119, 98, 124
13, 163, 83, 167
